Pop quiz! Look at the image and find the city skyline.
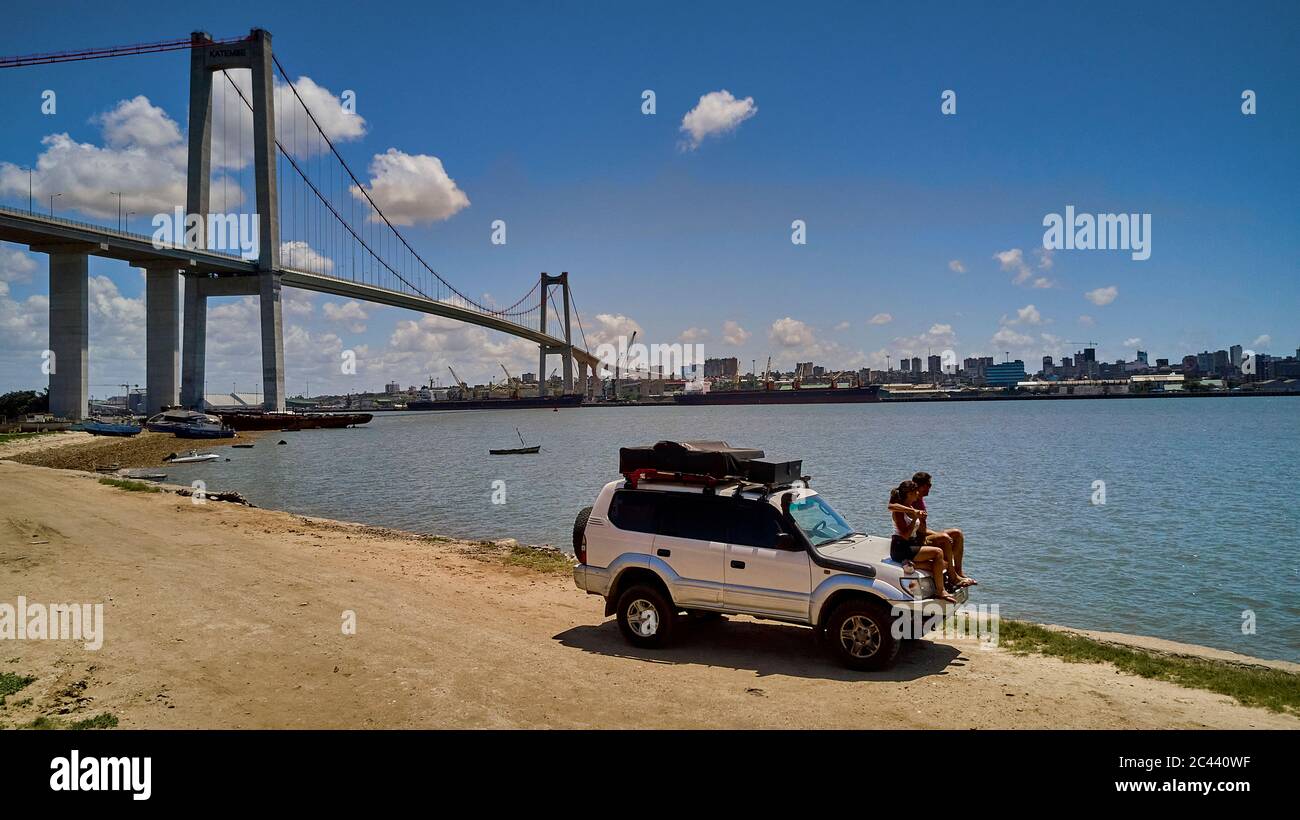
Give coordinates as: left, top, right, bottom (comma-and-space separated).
1, 0, 1297, 397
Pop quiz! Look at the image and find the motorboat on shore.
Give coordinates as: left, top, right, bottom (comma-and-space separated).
145, 409, 236, 439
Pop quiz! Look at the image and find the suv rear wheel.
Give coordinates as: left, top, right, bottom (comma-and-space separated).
615, 584, 675, 648
825, 598, 900, 670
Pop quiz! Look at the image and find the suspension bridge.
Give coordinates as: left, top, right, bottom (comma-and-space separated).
0, 29, 599, 418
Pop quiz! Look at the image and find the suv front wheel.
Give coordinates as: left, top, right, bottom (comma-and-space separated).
615, 584, 676, 648
825, 598, 900, 670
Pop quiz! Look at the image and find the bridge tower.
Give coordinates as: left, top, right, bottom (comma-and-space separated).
179, 28, 283, 411
537, 271, 575, 397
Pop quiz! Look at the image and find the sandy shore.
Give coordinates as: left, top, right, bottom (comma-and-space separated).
1, 429, 269, 472
1, 460, 1296, 729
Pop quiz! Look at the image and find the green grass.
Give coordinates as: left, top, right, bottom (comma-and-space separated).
0, 672, 36, 706
501, 544, 576, 574
22, 712, 118, 730
457, 540, 575, 574
98, 477, 161, 493
997, 620, 1300, 716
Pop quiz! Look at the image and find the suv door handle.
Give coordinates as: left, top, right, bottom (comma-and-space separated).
730, 560, 746, 569
656, 548, 671, 557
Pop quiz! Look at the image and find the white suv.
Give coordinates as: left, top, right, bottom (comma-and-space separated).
572, 444, 968, 670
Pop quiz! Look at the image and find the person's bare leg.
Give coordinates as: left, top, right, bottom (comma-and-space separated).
917, 546, 955, 602
925, 532, 959, 588
948, 528, 975, 585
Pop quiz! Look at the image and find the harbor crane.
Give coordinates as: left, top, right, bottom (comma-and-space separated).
448, 366, 467, 396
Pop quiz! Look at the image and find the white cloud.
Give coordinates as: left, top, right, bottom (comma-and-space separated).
679, 90, 757, 150
1252, 334, 1271, 348
1123, 337, 1142, 348
586, 313, 643, 348
994, 248, 1030, 284
770, 317, 817, 349
1078, 314, 1095, 327
679, 326, 709, 342
722, 320, 750, 346
891, 323, 957, 359
1085, 286, 1118, 306
350, 148, 469, 226
1007, 304, 1043, 326
991, 326, 1034, 349
0, 247, 38, 284
0, 97, 197, 220
1036, 247, 1054, 270
212, 71, 367, 166
280, 241, 335, 274
994, 248, 1055, 288
948, 260, 965, 273
322, 300, 368, 333
833, 321, 851, 331
868, 312, 893, 325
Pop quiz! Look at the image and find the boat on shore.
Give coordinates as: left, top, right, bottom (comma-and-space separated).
211, 410, 372, 431
406, 394, 583, 412
674, 384, 882, 405
73, 419, 142, 437
145, 409, 236, 439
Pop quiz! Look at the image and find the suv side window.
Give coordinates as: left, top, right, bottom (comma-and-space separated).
607, 490, 658, 533
726, 500, 787, 549
656, 493, 730, 542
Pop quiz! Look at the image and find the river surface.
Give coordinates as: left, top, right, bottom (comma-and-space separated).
161, 398, 1300, 662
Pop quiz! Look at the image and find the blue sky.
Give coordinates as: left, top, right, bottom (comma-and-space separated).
1, 0, 1297, 396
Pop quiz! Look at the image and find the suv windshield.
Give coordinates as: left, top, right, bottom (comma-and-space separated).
787, 494, 856, 547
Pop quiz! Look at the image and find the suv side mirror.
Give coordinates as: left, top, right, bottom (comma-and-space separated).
776, 532, 799, 550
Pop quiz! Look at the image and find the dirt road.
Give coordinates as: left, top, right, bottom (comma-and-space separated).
1, 461, 1294, 729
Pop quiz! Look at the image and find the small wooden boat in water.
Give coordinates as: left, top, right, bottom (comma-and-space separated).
490, 428, 541, 455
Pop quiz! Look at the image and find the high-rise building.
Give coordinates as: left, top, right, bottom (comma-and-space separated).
900, 358, 911, 372
911, 357, 922, 374
986, 360, 1026, 387
1213, 350, 1230, 376
1230, 345, 1243, 370
794, 362, 814, 379
927, 355, 941, 374
703, 357, 739, 379
1136, 350, 1148, 366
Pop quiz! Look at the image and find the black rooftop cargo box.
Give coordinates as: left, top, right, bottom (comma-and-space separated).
619, 440, 801, 484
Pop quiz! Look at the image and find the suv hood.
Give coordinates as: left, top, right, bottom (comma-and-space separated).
813, 533, 894, 568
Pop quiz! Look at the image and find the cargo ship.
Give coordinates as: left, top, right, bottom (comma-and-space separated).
405, 394, 584, 411
673, 384, 881, 405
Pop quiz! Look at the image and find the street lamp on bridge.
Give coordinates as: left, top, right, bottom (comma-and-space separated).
110, 191, 123, 231
48, 192, 61, 217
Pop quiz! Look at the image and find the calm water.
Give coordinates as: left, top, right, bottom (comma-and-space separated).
163, 398, 1300, 662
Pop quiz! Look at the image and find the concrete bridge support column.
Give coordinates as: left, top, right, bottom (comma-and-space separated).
144, 268, 181, 414
259, 273, 285, 411
180, 274, 207, 409
560, 271, 573, 394
577, 361, 589, 399
48, 252, 88, 420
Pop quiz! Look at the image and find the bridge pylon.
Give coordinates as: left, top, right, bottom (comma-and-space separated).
537, 271, 575, 397
179, 28, 283, 411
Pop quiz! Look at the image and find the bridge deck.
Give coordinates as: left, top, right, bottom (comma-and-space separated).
0, 206, 595, 366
